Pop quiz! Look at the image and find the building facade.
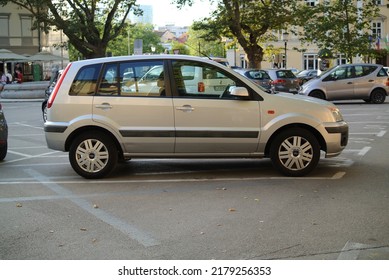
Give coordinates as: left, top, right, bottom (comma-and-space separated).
228, 0, 389, 71
0, 3, 68, 81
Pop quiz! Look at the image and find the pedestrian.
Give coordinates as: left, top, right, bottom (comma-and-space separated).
0, 71, 7, 85
14, 69, 23, 83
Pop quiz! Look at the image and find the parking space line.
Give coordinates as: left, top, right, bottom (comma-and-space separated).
24, 169, 160, 248
0, 171, 346, 186
343, 147, 371, 156
2, 150, 61, 164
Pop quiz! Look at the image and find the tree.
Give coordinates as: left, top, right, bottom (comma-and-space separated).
174, 0, 298, 68
0, 0, 141, 59
185, 26, 225, 57
296, 0, 379, 63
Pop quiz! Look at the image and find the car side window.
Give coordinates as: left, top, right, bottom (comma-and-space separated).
119, 61, 165, 97
172, 60, 245, 99
97, 63, 119, 96
69, 64, 101, 96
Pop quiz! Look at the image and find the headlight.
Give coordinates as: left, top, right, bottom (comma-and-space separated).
328, 107, 343, 122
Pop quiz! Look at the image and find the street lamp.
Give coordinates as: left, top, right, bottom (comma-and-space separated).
283, 32, 289, 69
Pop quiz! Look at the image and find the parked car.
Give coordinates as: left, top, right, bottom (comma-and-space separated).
0, 103, 8, 161
299, 63, 389, 104
265, 69, 300, 94
233, 68, 273, 92
42, 69, 63, 122
44, 55, 348, 179
296, 69, 318, 84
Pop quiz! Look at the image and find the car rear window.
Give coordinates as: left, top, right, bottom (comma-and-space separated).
276, 70, 295, 78
247, 70, 270, 80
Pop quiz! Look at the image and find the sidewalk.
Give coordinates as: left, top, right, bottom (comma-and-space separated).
0, 81, 49, 100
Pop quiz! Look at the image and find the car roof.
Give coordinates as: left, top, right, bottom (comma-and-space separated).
69, 54, 225, 67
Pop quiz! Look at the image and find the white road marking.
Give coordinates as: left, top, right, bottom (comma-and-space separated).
337, 241, 371, 260
0, 171, 346, 186
24, 169, 160, 248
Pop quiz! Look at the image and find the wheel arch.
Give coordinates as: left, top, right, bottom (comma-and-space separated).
64, 125, 123, 155
264, 123, 327, 157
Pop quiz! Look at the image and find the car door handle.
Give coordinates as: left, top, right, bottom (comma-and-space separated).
368, 80, 374, 82
347, 82, 353, 84
95, 103, 113, 110
176, 105, 194, 112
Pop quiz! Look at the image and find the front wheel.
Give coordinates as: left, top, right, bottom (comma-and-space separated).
270, 128, 320, 176
69, 131, 118, 179
309, 90, 325, 100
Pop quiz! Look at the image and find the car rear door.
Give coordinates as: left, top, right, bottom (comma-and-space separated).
92, 60, 175, 154
170, 60, 260, 154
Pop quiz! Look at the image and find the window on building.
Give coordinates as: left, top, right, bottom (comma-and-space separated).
372, 21, 382, 40
303, 54, 318, 70
0, 14, 10, 45
20, 15, 33, 45
305, 0, 318, 6
0, 14, 9, 36
374, 0, 382, 5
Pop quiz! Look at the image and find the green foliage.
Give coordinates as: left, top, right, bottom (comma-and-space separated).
175, 0, 299, 68
296, 0, 379, 63
108, 23, 164, 56
186, 25, 224, 57
0, 0, 141, 59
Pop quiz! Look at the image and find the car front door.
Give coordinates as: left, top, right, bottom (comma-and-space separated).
170, 60, 261, 154
322, 66, 355, 100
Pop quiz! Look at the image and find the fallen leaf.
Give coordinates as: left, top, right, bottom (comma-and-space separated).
80, 228, 87, 231
228, 208, 236, 212
16, 203, 22, 207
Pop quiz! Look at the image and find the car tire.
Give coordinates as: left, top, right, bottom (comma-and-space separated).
0, 142, 7, 161
309, 90, 326, 100
69, 131, 118, 179
370, 89, 386, 104
270, 128, 320, 177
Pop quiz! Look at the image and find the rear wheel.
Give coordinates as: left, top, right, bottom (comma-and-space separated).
309, 90, 325, 100
69, 131, 118, 179
270, 128, 320, 176
370, 89, 386, 104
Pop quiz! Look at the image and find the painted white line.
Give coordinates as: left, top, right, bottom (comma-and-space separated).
0, 171, 346, 186
377, 130, 386, 137
358, 146, 371, 156
342, 146, 371, 156
13, 122, 44, 130
349, 131, 385, 136
1, 151, 63, 164
24, 169, 160, 248
337, 241, 370, 260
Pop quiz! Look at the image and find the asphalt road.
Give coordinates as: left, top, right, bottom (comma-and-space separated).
0, 99, 388, 260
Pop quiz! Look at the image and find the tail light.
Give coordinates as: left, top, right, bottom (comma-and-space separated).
271, 79, 287, 85
385, 78, 389, 86
47, 63, 71, 109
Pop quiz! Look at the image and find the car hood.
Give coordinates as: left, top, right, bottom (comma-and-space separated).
276, 92, 333, 106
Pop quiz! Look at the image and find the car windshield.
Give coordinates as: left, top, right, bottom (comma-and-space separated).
297, 70, 311, 77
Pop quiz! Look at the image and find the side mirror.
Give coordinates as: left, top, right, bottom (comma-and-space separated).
229, 86, 249, 97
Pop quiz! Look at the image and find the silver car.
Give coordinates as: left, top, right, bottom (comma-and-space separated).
299, 63, 389, 104
233, 68, 273, 92
44, 55, 348, 179
0, 103, 8, 161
